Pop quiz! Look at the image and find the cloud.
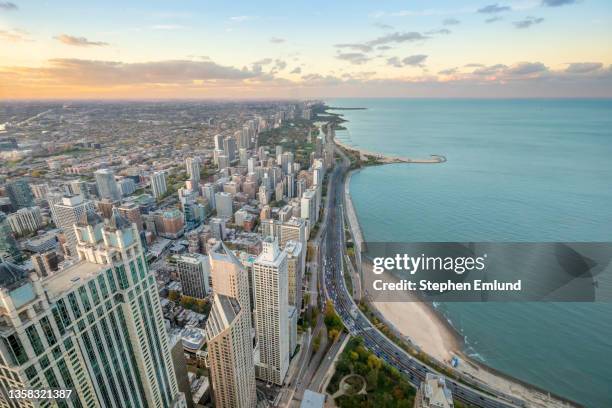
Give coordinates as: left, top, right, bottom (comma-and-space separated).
426, 28, 451, 35
470, 62, 549, 78
0, 1, 17, 11
274, 59, 287, 71
290, 67, 301, 74
253, 58, 273, 66
387, 55, 428, 68
1, 58, 261, 88
387, 57, 403, 68
465, 63, 485, 68
0, 29, 29, 42
472, 64, 508, 75
439, 68, 458, 75
443, 18, 460, 26
300, 73, 343, 86
485, 16, 503, 23
373, 22, 393, 30
3, 59, 611, 99
368, 31, 429, 46
542, 0, 578, 6
506, 62, 548, 75
54, 34, 109, 47
270, 37, 285, 44
335, 43, 373, 53
513, 16, 544, 29
403, 55, 428, 66
334, 31, 429, 59
336, 53, 371, 65
252, 58, 273, 73
477, 4, 512, 14
565, 62, 603, 74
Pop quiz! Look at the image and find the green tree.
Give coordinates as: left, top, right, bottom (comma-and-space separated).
168, 290, 180, 302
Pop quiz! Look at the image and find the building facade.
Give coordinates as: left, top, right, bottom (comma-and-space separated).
94, 169, 121, 201
175, 254, 210, 300
252, 237, 289, 385
0, 212, 186, 408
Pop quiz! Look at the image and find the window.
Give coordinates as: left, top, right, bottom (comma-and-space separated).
40, 317, 57, 346
26, 325, 44, 355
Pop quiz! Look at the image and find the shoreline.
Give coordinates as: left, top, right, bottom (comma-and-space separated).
334, 136, 446, 164
338, 141, 581, 408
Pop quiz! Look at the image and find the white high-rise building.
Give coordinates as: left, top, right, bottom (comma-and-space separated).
185, 157, 201, 185
215, 192, 233, 218
6, 206, 43, 235
0, 213, 187, 408
239, 148, 248, 167
151, 171, 168, 199
202, 183, 216, 209
285, 240, 304, 308
300, 188, 318, 233
205, 294, 257, 408
214, 134, 224, 151
247, 157, 257, 174
118, 178, 136, 196
253, 237, 289, 385
94, 168, 121, 201
30, 183, 49, 200
206, 242, 257, 406
53, 194, 95, 257
175, 253, 210, 299
239, 126, 250, 149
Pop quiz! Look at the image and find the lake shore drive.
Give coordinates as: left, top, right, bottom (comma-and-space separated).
337, 134, 580, 408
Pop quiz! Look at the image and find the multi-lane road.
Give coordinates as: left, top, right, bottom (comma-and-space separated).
320, 147, 523, 408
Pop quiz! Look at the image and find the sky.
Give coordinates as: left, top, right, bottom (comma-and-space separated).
1, 0, 611, 99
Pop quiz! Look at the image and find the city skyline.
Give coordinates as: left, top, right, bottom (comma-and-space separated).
1, 0, 612, 99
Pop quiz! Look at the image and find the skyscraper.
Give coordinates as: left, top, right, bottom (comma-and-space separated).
205, 294, 257, 408
117, 201, 144, 231
0, 214, 186, 408
285, 240, 303, 308
207, 242, 257, 406
6, 179, 34, 210
202, 183, 216, 209
52, 195, 95, 257
175, 253, 210, 299
214, 134, 224, 151
223, 137, 237, 163
239, 148, 248, 167
252, 237, 289, 385
239, 126, 250, 149
94, 168, 121, 201
151, 171, 168, 199
6, 206, 43, 235
214, 192, 233, 218
0, 211, 21, 261
185, 157, 201, 185
30, 183, 50, 200
247, 157, 256, 174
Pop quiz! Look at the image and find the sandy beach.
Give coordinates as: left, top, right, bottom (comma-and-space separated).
372, 299, 575, 408
373, 300, 460, 363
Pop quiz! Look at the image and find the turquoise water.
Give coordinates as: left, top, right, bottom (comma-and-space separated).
329, 99, 612, 408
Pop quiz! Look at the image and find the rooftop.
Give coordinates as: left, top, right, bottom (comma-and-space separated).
300, 390, 325, 408
0, 259, 29, 290
43, 261, 104, 299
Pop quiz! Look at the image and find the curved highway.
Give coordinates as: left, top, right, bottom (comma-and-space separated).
320, 147, 522, 408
